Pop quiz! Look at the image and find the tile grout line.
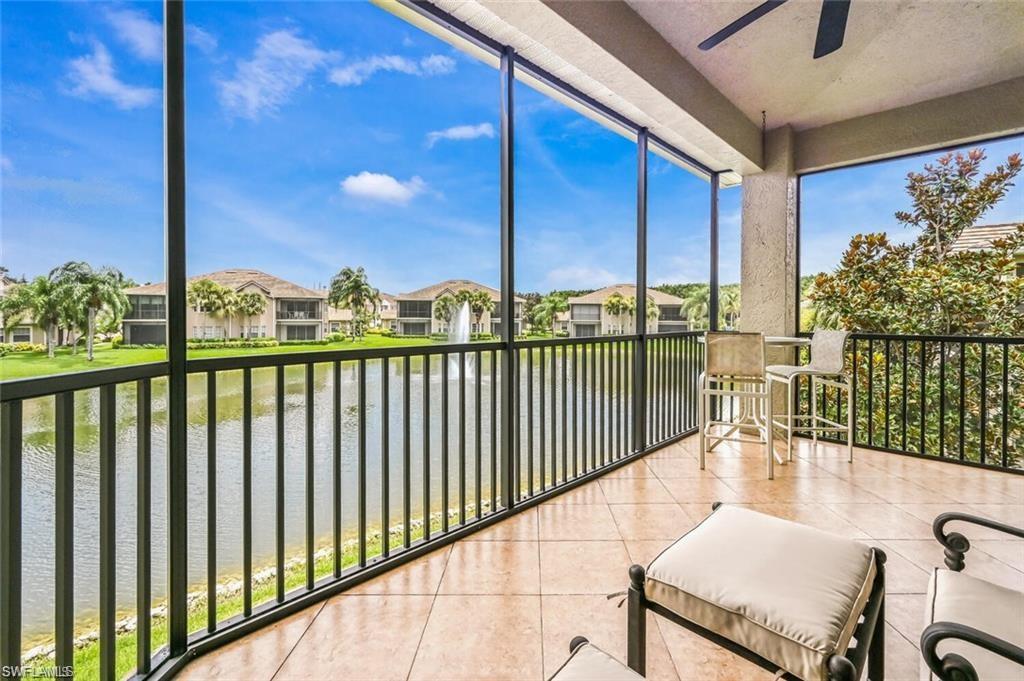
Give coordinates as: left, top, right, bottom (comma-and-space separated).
405, 544, 454, 681
536, 506, 546, 681
268, 600, 328, 681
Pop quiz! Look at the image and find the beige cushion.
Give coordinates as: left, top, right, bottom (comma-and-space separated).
548, 642, 643, 681
645, 505, 877, 681
923, 568, 1024, 681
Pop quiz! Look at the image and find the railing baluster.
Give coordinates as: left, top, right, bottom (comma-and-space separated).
305, 363, 315, 587
884, 340, 891, 448
0, 400, 22, 672
599, 342, 606, 465
939, 341, 946, 458
549, 345, 556, 484
582, 342, 588, 472
919, 341, 927, 456
441, 354, 449, 532
136, 380, 151, 672
423, 354, 432, 540
539, 346, 546, 491
901, 339, 908, 452
572, 344, 578, 478
55, 391, 74, 671
561, 346, 568, 483
332, 361, 342, 578
99, 384, 116, 681
527, 347, 534, 496
1001, 342, 1010, 469
980, 342, 987, 464
358, 359, 367, 567
243, 368, 253, 614
489, 351, 496, 512
206, 372, 217, 630
867, 338, 874, 447
590, 341, 597, 467
405, 355, 413, 543
514, 348, 521, 499
459, 351, 467, 523
276, 366, 286, 600
959, 342, 966, 460
381, 358, 390, 558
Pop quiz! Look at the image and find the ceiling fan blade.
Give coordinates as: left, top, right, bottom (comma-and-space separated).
813, 0, 851, 59
698, 0, 789, 51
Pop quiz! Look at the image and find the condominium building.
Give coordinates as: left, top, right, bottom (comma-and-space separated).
122, 269, 334, 343
567, 284, 688, 337
0, 274, 45, 344
394, 279, 524, 336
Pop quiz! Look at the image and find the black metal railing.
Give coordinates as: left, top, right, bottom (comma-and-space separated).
0, 332, 703, 680
796, 333, 1023, 471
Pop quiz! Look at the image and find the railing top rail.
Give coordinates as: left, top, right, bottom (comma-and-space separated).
0, 361, 169, 402
799, 331, 1023, 344
513, 334, 640, 349
646, 330, 705, 339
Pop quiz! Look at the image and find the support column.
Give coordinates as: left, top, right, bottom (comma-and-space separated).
740, 126, 798, 343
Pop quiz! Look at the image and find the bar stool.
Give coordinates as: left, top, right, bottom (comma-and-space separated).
767, 330, 852, 463
698, 332, 774, 479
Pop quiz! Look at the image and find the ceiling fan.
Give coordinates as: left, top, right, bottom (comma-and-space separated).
698, 0, 852, 59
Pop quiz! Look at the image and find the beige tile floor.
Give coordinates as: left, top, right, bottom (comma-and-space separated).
178, 436, 1023, 681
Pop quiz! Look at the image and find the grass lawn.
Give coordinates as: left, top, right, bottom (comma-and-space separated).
1, 336, 439, 380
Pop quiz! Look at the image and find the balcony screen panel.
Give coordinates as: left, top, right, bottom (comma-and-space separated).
647, 143, 711, 332
514, 74, 636, 338
718, 182, 742, 330
0, 1, 166, 374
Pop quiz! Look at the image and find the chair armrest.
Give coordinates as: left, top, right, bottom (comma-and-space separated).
933, 512, 1024, 571
921, 621, 1024, 681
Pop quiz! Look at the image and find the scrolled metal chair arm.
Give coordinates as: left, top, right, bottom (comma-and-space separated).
921, 621, 1024, 681
933, 512, 1024, 571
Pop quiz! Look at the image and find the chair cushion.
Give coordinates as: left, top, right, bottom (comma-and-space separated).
548, 642, 643, 681
923, 568, 1024, 681
645, 505, 877, 680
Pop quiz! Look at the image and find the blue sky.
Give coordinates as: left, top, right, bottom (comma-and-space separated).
1, 2, 1015, 297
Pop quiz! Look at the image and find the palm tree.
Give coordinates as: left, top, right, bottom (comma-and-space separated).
221, 291, 240, 338
433, 294, 458, 328
3, 276, 63, 357
604, 292, 628, 333
235, 292, 268, 338
534, 292, 569, 335
187, 279, 228, 339
457, 289, 493, 331
719, 287, 741, 330
328, 266, 380, 340
51, 262, 129, 360
682, 286, 710, 330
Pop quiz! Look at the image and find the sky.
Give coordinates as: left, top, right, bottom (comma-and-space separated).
1, 1, 1015, 298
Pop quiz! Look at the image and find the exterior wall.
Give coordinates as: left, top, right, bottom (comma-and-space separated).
2, 324, 46, 345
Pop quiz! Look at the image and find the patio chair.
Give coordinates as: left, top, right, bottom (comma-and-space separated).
767, 330, 852, 463
627, 503, 887, 681
922, 512, 1024, 681
548, 637, 642, 681
698, 332, 774, 479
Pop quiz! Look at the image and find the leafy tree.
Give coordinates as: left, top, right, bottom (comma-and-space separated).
2, 276, 63, 357
603, 292, 628, 333
681, 285, 710, 329
55, 262, 129, 360
457, 289, 493, 328
719, 285, 741, 329
328, 266, 380, 339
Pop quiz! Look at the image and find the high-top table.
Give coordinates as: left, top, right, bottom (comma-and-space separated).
696, 334, 810, 460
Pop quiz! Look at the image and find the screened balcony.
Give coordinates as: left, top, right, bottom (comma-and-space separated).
1, 1, 1021, 681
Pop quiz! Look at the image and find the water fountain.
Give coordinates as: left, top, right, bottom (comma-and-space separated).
448, 300, 474, 378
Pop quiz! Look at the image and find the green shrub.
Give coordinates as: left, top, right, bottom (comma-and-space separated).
366, 326, 395, 337
110, 334, 124, 348
325, 332, 346, 343
0, 342, 46, 356
279, 339, 330, 346
186, 339, 279, 350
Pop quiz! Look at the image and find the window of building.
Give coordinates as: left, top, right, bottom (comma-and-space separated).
285, 324, 318, 341
11, 327, 32, 343
277, 300, 320, 320
398, 301, 432, 318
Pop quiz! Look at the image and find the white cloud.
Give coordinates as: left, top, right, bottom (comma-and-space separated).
104, 8, 162, 61
1, 156, 12, 173
426, 122, 495, 148
218, 30, 336, 120
187, 25, 218, 54
544, 265, 619, 289
64, 42, 158, 109
340, 172, 426, 205
328, 53, 455, 86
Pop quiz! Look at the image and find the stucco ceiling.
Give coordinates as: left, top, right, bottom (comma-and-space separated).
626, 0, 1024, 130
